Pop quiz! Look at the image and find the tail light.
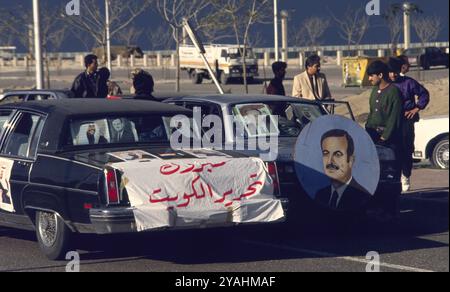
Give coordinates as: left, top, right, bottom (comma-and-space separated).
267, 162, 281, 197
105, 168, 120, 205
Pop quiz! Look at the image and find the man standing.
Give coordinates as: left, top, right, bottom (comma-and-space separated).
315, 129, 371, 211
266, 61, 287, 96
388, 57, 430, 192
398, 55, 411, 76
71, 54, 107, 98
132, 69, 156, 101
292, 55, 332, 101
365, 60, 403, 220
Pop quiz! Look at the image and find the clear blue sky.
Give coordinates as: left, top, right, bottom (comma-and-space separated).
1, 0, 449, 52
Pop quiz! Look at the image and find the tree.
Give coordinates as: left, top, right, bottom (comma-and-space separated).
382, 6, 403, 55
295, 17, 330, 47
0, 2, 68, 88
63, 0, 153, 62
413, 16, 442, 46
329, 6, 370, 54
210, 0, 271, 93
146, 25, 174, 51
116, 26, 143, 47
155, 0, 212, 92
383, 3, 422, 55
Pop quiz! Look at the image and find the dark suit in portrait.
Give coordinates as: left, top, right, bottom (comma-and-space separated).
315, 178, 371, 211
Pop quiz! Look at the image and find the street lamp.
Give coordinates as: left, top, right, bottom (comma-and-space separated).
274, 0, 279, 62
403, 2, 411, 50
32, 0, 44, 89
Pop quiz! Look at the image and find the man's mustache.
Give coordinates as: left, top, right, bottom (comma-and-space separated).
326, 164, 339, 171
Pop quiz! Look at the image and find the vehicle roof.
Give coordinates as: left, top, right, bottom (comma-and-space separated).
162, 93, 320, 106
0, 99, 192, 154
2, 89, 71, 94
0, 99, 192, 116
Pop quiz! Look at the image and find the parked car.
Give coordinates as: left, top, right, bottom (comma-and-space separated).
162, 94, 401, 213
0, 99, 287, 260
403, 47, 449, 70
0, 90, 73, 105
413, 116, 449, 169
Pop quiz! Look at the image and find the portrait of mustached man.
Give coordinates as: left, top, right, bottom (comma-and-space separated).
315, 129, 371, 211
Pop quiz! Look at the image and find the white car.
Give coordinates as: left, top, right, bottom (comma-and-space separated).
414, 116, 449, 169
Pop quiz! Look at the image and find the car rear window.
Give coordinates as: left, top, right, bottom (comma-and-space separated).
66, 115, 173, 147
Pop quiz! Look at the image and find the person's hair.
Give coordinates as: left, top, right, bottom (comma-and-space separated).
321, 129, 355, 162
388, 57, 404, 74
272, 61, 287, 74
98, 67, 110, 80
366, 60, 389, 81
397, 55, 409, 64
305, 55, 321, 69
132, 69, 154, 95
84, 54, 98, 68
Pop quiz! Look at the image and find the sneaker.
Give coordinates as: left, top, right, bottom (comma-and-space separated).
401, 175, 411, 193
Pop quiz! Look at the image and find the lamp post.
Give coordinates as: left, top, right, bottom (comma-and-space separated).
403, 2, 411, 50
32, 0, 44, 89
274, 0, 279, 62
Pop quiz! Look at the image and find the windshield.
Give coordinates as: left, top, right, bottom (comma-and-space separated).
228, 48, 255, 59
66, 115, 173, 147
232, 102, 324, 138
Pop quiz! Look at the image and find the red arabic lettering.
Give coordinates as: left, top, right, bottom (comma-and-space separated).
160, 163, 181, 175
160, 161, 229, 176
148, 189, 179, 204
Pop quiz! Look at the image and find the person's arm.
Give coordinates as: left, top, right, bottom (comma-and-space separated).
292, 76, 302, 98
381, 91, 402, 141
70, 74, 84, 98
322, 75, 332, 99
405, 79, 430, 119
266, 82, 276, 95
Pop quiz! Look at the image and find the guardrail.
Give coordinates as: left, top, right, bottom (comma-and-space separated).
1, 42, 449, 68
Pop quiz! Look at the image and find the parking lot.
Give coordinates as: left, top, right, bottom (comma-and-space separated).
0, 168, 447, 272
0, 66, 448, 273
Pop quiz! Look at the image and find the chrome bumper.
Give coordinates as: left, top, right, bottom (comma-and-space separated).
89, 198, 289, 235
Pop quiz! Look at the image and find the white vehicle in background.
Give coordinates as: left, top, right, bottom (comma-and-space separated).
414, 116, 449, 169
180, 44, 259, 85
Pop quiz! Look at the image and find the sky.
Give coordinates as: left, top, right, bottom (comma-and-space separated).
0, 0, 449, 52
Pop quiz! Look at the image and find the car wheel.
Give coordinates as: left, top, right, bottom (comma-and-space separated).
191, 71, 203, 84
431, 138, 449, 170
36, 211, 72, 260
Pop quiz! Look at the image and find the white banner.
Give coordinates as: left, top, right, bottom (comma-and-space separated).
0, 158, 14, 213
109, 152, 285, 232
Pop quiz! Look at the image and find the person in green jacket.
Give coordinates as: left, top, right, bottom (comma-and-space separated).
365, 60, 403, 222
365, 61, 402, 147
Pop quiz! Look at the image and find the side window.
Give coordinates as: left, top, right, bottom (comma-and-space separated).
2, 112, 45, 158
0, 110, 14, 137
28, 94, 51, 101
0, 95, 26, 105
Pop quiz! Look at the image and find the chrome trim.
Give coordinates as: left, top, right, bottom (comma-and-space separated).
20, 181, 99, 196
23, 206, 77, 232
37, 154, 103, 170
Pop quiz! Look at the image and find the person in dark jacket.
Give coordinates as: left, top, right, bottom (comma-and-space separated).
388, 57, 430, 192
266, 61, 287, 96
70, 54, 107, 98
132, 69, 156, 101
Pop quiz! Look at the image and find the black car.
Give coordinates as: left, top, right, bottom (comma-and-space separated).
404, 47, 449, 70
0, 90, 73, 105
0, 99, 286, 260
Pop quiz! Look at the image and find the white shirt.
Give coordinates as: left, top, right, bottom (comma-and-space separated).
329, 177, 353, 208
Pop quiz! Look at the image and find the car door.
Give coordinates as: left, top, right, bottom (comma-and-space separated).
0, 111, 46, 214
